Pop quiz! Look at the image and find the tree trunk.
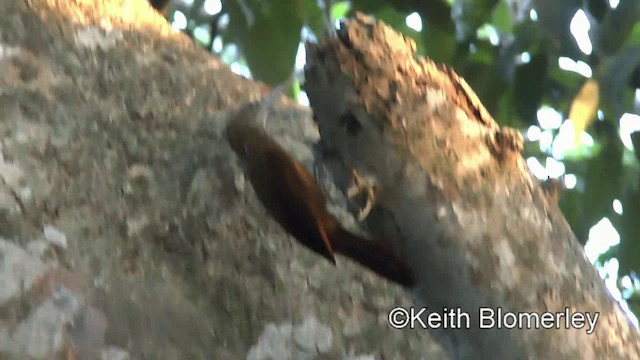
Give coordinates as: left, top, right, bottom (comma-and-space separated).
305, 13, 640, 359
0, 1, 443, 359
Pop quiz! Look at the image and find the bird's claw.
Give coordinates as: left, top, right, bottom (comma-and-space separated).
347, 169, 377, 221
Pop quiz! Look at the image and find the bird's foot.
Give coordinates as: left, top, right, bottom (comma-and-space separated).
347, 169, 377, 221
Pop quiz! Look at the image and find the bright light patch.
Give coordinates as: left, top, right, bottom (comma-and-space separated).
301, 26, 317, 43
193, 25, 211, 46
203, 0, 222, 15
551, 120, 594, 159
477, 24, 500, 46
526, 125, 542, 141
172, 11, 187, 31
516, 51, 531, 65
596, 258, 640, 329
218, 13, 230, 29
406, 12, 423, 32
212, 36, 223, 53
597, 110, 604, 121
537, 106, 563, 129
581, 131, 594, 146
609, 0, 620, 9
230, 62, 251, 78
295, 42, 306, 71
526, 157, 548, 179
298, 91, 310, 106
585, 217, 620, 263
619, 113, 640, 150
558, 57, 593, 78
613, 199, 623, 215
529, 9, 538, 21
546, 157, 566, 178
564, 174, 577, 189
539, 130, 554, 152
601, 259, 621, 301
220, 43, 239, 64
570, 10, 593, 55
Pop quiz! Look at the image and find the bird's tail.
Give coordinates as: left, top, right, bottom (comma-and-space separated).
331, 226, 415, 287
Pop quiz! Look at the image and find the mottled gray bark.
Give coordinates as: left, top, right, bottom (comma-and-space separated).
305, 13, 640, 360
0, 1, 444, 359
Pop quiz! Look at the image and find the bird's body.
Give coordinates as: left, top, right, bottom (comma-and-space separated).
226, 106, 414, 287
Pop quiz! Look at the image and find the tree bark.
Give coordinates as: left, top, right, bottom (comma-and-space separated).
305, 13, 640, 359
0, 1, 444, 359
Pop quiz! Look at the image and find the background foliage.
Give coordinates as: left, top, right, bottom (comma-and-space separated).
156, 0, 640, 321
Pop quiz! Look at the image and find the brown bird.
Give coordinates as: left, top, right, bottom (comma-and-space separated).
226, 105, 414, 287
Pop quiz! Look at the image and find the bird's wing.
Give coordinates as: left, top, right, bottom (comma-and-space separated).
263, 148, 336, 264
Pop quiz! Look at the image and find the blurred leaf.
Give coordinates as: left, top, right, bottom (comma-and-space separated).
348, 1, 456, 60
351, 0, 455, 32
459, 61, 509, 121
374, 6, 409, 30
349, 0, 387, 13
632, 132, 640, 162
546, 66, 581, 108
331, 1, 351, 20
302, 0, 328, 37
468, 42, 495, 65
514, 53, 548, 125
582, 122, 624, 238
559, 188, 588, 242
423, 27, 456, 62
491, 0, 513, 34
532, 0, 582, 56
495, 86, 517, 127
599, 46, 640, 117
616, 189, 640, 275
227, 0, 304, 85
624, 21, 640, 48
569, 79, 599, 140
451, 0, 500, 40
596, 0, 640, 55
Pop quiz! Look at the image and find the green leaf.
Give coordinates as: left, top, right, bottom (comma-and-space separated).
558, 187, 588, 243
596, 0, 640, 55
227, 0, 304, 85
615, 189, 640, 275
458, 61, 508, 121
491, 0, 513, 34
632, 132, 640, 162
350, 0, 455, 32
599, 46, 640, 118
531, 0, 582, 56
422, 26, 456, 62
547, 65, 582, 106
451, 0, 500, 40
623, 21, 640, 48
302, 0, 328, 37
581, 122, 624, 236
495, 86, 517, 127
331, 1, 351, 20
